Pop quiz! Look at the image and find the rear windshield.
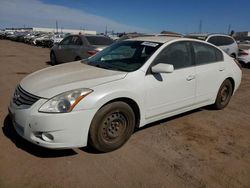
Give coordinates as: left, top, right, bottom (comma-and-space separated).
86, 36, 114, 45
186, 35, 207, 41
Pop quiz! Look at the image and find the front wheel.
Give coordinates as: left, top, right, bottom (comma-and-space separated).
213, 79, 233, 110
50, 51, 57, 65
230, 53, 236, 59
89, 102, 135, 152
75, 56, 81, 61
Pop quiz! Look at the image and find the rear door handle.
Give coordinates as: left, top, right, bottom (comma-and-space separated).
186, 75, 195, 81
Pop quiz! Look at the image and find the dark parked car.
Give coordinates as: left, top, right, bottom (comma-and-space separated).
50, 35, 114, 65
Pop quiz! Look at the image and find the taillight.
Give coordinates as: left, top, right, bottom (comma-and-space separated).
238, 50, 248, 56
234, 59, 242, 69
87, 50, 98, 56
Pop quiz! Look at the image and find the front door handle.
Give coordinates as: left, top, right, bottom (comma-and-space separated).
186, 75, 195, 81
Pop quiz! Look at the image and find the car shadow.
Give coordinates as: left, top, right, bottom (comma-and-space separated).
153, 73, 163, 81
45, 61, 52, 66
80, 146, 101, 154
242, 64, 250, 69
2, 115, 77, 158
134, 108, 202, 133
239, 61, 250, 69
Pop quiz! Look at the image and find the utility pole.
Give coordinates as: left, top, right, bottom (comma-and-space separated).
199, 20, 203, 33
227, 24, 231, 35
56, 20, 58, 33
105, 25, 107, 36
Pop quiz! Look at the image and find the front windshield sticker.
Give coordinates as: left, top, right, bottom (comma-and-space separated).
141, 42, 159, 47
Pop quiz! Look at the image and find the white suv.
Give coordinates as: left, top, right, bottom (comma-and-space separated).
187, 34, 239, 58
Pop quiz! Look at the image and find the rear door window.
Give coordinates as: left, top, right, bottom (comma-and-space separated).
192, 42, 223, 65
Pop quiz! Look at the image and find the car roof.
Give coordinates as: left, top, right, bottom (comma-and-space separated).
187, 33, 233, 38
127, 36, 180, 43
69, 34, 110, 38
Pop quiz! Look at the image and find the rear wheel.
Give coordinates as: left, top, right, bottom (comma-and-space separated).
89, 102, 135, 152
50, 51, 57, 65
213, 79, 233, 110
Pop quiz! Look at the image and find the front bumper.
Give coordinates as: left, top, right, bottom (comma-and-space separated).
8, 99, 97, 149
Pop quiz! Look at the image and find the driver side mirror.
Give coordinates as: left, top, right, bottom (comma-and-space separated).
151, 63, 174, 74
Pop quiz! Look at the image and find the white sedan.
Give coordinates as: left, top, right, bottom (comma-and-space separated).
8, 37, 242, 152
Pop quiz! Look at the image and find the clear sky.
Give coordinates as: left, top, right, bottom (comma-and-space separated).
1, 0, 250, 34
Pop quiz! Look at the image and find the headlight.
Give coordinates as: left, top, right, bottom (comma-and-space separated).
39, 88, 93, 113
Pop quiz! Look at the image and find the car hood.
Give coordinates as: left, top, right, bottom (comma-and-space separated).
20, 61, 127, 98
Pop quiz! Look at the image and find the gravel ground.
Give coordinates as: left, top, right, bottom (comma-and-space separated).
0, 40, 250, 188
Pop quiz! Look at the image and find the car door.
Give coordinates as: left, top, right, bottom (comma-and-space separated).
56, 36, 72, 62
191, 41, 225, 104
145, 41, 196, 121
66, 36, 84, 61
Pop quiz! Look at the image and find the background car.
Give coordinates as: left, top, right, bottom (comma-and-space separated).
52, 33, 67, 44
50, 35, 114, 65
238, 43, 250, 65
186, 33, 239, 58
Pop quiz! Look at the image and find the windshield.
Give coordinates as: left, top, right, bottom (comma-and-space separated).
84, 41, 162, 72
86, 36, 114, 45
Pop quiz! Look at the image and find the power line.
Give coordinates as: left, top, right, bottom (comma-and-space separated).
56, 20, 58, 33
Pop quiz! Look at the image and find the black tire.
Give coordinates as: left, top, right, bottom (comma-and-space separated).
89, 102, 135, 152
213, 79, 233, 110
230, 53, 236, 59
75, 56, 81, 61
50, 51, 57, 65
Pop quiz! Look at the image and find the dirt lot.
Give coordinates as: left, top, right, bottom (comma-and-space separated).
0, 40, 250, 188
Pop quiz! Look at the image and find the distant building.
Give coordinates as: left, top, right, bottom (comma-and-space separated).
4, 27, 96, 35
5, 27, 33, 31
234, 31, 250, 41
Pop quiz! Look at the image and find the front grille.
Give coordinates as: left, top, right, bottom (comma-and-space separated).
13, 85, 41, 108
